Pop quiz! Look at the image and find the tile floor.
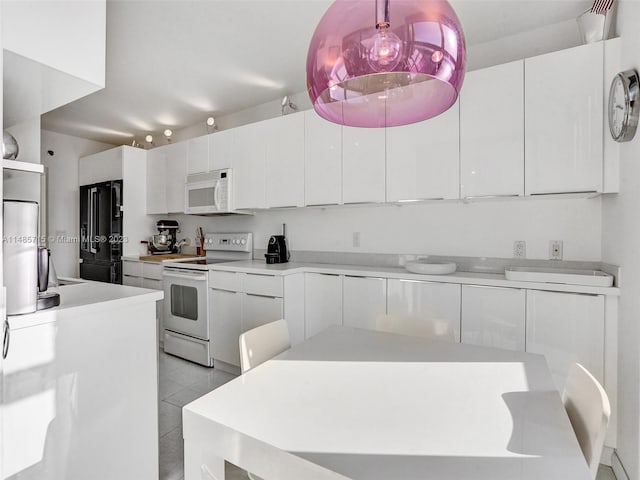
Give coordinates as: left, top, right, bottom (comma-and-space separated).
157, 348, 618, 480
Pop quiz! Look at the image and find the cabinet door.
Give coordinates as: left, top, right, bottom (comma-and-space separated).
187, 135, 209, 174
460, 61, 524, 198
210, 289, 243, 367
386, 101, 460, 202
461, 285, 525, 351
146, 147, 168, 215
387, 279, 461, 341
242, 294, 284, 332
526, 290, 605, 391
231, 122, 267, 209
304, 273, 343, 338
342, 276, 387, 331
305, 110, 342, 206
525, 42, 604, 194
342, 127, 385, 204
164, 141, 188, 213
266, 113, 305, 208
209, 129, 233, 170
123, 275, 143, 287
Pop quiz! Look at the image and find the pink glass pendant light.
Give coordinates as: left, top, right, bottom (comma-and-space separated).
306, 0, 466, 128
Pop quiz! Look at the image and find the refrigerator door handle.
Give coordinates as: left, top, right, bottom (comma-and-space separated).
3, 320, 10, 359
90, 187, 99, 254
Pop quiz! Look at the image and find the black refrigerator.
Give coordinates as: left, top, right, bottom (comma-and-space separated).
79, 180, 123, 284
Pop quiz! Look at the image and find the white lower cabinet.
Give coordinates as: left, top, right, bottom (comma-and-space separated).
242, 293, 284, 332
209, 289, 243, 367
304, 273, 343, 339
461, 285, 525, 351
526, 290, 605, 391
387, 279, 461, 341
342, 276, 387, 331
122, 259, 164, 346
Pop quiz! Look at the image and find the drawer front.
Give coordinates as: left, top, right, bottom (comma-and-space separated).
123, 275, 143, 288
122, 260, 142, 277
243, 274, 283, 297
142, 263, 163, 280
209, 270, 242, 292
142, 278, 163, 290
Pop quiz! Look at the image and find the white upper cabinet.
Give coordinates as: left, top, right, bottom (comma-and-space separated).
460, 61, 524, 198
526, 290, 605, 391
387, 279, 461, 342
79, 148, 123, 186
266, 113, 306, 208
386, 100, 460, 202
209, 129, 233, 170
146, 146, 168, 215
342, 276, 387, 331
461, 285, 525, 351
305, 110, 343, 206
232, 122, 268, 209
342, 126, 386, 204
525, 42, 604, 195
187, 135, 209, 175
165, 141, 188, 213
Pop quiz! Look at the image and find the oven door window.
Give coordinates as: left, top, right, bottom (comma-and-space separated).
170, 284, 198, 320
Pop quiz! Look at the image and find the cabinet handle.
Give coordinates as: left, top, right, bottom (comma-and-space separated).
2, 320, 10, 359
531, 289, 600, 297
530, 191, 597, 196
396, 197, 445, 203
345, 275, 385, 280
246, 293, 280, 299
464, 284, 523, 291
463, 194, 519, 201
306, 203, 338, 207
342, 201, 383, 205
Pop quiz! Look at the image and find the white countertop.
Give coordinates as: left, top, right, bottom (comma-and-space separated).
184, 326, 590, 480
207, 260, 620, 296
8, 279, 163, 329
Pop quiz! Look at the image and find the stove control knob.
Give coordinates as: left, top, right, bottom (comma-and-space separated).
240, 239, 246, 245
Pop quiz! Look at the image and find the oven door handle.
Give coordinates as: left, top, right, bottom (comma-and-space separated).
163, 271, 208, 281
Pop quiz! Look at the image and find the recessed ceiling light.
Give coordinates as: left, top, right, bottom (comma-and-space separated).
145, 134, 153, 143
206, 117, 215, 127
164, 129, 172, 138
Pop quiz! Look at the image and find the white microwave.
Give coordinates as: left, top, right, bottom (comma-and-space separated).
184, 169, 237, 215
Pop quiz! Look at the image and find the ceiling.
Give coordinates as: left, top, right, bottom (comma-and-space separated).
40, 0, 592, 146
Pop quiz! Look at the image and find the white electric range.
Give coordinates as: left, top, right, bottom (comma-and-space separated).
162, 232, 252, 366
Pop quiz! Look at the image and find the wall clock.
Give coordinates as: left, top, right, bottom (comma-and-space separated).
608, 69, 640, 143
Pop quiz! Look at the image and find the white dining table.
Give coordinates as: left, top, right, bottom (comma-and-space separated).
183, 326, 591, 480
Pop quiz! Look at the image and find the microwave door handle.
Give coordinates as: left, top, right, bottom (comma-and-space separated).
213, 180, 221, 211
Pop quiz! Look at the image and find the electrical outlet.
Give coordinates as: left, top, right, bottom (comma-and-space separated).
513, 240, 526, 258
353, 232, 360, 248
549, 240, 563, 260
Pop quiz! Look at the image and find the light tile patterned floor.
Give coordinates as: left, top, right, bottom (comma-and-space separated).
157, 348, 618, 480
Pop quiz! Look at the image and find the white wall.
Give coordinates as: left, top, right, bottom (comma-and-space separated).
165, 196, 602, 261
2, 118, 42, 203
41, 130, 114, 277
602, 2, 640, 478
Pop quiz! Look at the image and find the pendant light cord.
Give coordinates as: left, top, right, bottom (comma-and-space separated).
376, 0, 391, 28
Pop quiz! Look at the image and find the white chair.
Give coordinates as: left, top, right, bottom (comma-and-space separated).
239, 319, 291, 373
375, 313, 455, 342
562, 363, 611, 479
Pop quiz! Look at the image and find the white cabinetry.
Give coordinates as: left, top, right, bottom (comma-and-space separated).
232, 122, 268, 209
386, 101, 460, 202
79, 148, 123, 186
526, 290, 605, 391
525, 42, 604, 194
209, 129, 233, 170
386, 279, 461, 341
165, 141, 188, 213
460, 61, 524, 198
122, 259, 165, 345
305, 273, 343, 338
305, 110, 343, 206
342, 276, 387, 331
187, 135, 209, 175
266, 113, 305, 208
209, 289, 243, 367
461, 285, 525, 351
242, 293, 284, 331
342, 127, 386, 204
146, 146, 168, 214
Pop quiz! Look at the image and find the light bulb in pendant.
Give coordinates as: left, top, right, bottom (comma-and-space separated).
368, 28, 402, 72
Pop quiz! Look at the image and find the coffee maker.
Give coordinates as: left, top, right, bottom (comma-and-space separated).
149, 220, 180, 254
265, 224, 290, 264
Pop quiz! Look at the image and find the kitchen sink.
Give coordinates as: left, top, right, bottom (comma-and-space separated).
504, 267, 613, 287
405, 260, 457, 275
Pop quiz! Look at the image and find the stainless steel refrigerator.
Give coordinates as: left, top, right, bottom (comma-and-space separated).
79, 180, 123, 283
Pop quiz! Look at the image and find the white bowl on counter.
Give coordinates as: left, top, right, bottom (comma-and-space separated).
405, 260, 457, 275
